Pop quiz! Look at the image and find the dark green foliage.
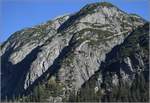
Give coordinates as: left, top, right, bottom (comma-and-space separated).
9, 79, 65, 102
72, 75, 102, 102
130, 73, 149, 102
46, 79, 64, 97
101, 73, 149, 102
72, 72, 149, 102
76, 84, 101, 102
120, 23, 149, 58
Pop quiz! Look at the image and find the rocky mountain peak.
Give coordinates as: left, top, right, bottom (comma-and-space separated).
58, 2, 144, 33
79, 2, 115, 13
1, 2, 148, 102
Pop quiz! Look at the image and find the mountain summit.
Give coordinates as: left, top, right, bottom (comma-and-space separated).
1, 2, 149, 102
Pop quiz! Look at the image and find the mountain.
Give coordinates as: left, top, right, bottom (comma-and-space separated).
1, 2, 149, 102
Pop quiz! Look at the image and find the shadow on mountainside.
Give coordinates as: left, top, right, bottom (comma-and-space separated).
1, 45, 44, 100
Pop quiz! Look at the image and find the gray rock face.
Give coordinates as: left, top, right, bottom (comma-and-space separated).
1, 15, 70, 98
1, 2, 146, 100
82, 23, 149, 98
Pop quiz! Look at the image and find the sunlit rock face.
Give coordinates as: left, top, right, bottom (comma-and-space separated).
1, 2, 147, 101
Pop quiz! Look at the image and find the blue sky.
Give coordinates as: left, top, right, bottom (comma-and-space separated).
0, 0, 149, 43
